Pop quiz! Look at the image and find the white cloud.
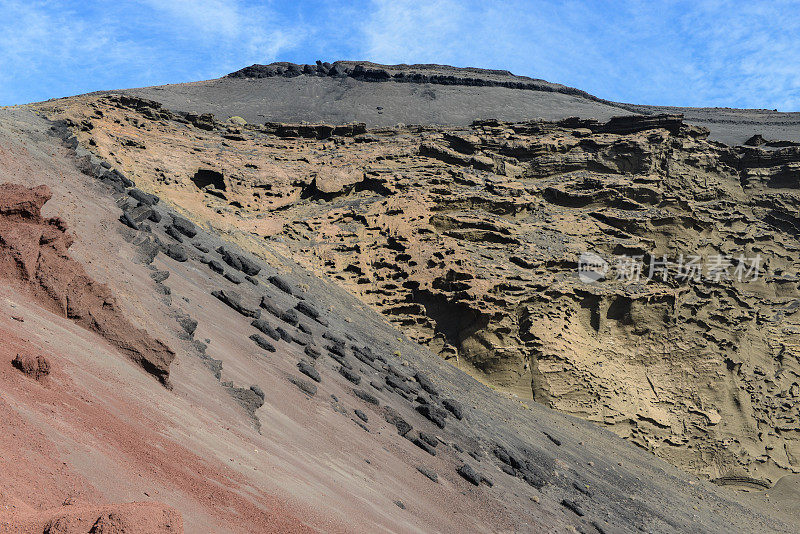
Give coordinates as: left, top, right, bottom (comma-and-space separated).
0, 0, 300, 104
136, 0, 243, 37
361, 0, 800, 110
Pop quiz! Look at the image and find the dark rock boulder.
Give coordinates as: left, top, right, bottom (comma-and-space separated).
275, 326, 292, 342
383, 406, 412, 436
416, 405, 447, 429
128, 188, 159, 206
119, 211, 139, 230
416, 466, 438, 483
218, 246, 261, 276
457, 464, 482, 486
249, 333, 276, 352
442, 398, 463, 420
561, 499, 585, 517
224, 271, 242, 284
212, 289, 260, 318
297, 360, 321, 382
165, 225, 184, 242
280, 308, 299, 326
268, 275, 295, 296
12, 354, 50, 380
338, 367, 361, 384
164, 243, 188, 262
208, 260, 225, 274
251, 319, 281, 341
411, 436, 437, 456
171, 214, 198, 237
415, 372, 439, 396
260, 296, 282, 317
352, 388, 379, 405
288, 375, 317, 396
295, 301, 320, 320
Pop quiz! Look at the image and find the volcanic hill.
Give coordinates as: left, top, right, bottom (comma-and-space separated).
0, 60, 798, 533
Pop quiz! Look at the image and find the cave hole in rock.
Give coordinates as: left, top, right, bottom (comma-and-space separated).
192, 169, 226, 191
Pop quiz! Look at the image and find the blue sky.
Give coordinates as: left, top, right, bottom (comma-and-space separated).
1, 0, 799, 110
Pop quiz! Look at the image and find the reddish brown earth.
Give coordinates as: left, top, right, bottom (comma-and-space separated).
0, 183, 173, 385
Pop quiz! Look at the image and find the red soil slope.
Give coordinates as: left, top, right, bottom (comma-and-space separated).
0, 183, 174, 384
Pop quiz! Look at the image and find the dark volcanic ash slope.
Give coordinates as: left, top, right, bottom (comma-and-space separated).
109, 60, 800, 145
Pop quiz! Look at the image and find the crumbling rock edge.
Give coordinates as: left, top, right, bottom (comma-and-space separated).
0, 182, 175, 384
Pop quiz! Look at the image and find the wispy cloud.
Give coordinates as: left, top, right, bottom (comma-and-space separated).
362, 0, 800, 110
0, 0, 300, 104
0, 0, 797, 109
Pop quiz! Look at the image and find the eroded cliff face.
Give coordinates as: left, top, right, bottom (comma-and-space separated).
39, 94, 800, 486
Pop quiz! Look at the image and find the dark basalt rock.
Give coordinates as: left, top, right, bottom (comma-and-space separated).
352, 346, 376, 362
290, 332, 311, 346
237, 255, 261, 276
218, 246, 261, 275
224, 271, 242, 284
128, 188, 159, 206
275, 326, 292, 342
212, 289, 260, 318
150, 270, 169, 283
573, 480, 593, 497
288, 375, 317, 396
411, 436, 437, 456
295, 300, 320, 319
164, 243, 188, 262
147, 209, 162, 223
383, 406, 412, 436
260, 296, 282, 317
297, 360, 321, 382
416, 405, 447, 429
251, 319, 281, 341
102, 169, 134, 188
268, 275, 295, 295
250, 384, 265, 401
304, 345, 321, 359
416, 466, 438, 482
298, 322, 313, 335
326, 343, 346, 358
338, 367, 361, 384
457, 464, 481, 486
165, 225, 184, 242
322, 331, 346, 346
415, 372, 439, 396
171, 214, 198, 237
561, 499, 585, 517
352, 388, 379, 405
493, 444, 523, 470
176, 314, 197, 337
544, 432, 562, 446
119, 211, 139, 230
354, 409, 368, 423
419, 432, 438, 448
249, 333, 276, 352
280, 309, 299, 326
442, 398, 463, 420
328, 350, 353, 370
209, 259, 225, 274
